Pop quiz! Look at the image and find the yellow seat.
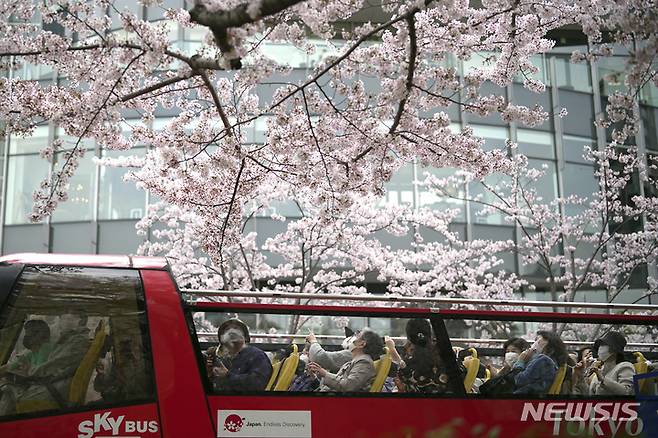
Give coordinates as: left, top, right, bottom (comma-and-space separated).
548, 364, 567, 395
273, 344, 299, 391
17, 321, 107, 414
266, 360, 283, 391
633, 352, 649, 392
15, 399, 58, 414
370, 347, 392, 392
463, 348, 480, 393
69, 320, 107, 404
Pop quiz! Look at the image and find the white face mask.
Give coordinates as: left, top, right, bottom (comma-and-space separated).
348, 337, 362, 352
220, 328, 245, 346
597, 346, 612, 362
342, 335, 356, 350
505, 352, 520, 367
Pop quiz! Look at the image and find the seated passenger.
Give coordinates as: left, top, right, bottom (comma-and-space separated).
513, 331, 566, 395
0, 320, 53, 379
289, 359, 320, 392
94, 337, 152, 402
0, 314, 91, 415
396, 319, 460, 394
305, 328, 353, 373
206, 319, 272, 392
572, 331, 635, 396
577, 346, 593, 365
496, 337, 531, 376
308, 328, 383, 392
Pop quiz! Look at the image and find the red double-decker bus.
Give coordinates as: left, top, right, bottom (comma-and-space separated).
0, 253, 656, 438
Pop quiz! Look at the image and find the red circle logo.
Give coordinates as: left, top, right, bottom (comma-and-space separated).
224, 414, 244, 432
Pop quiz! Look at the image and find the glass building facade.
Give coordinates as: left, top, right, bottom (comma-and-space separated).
1, 3, 657, 301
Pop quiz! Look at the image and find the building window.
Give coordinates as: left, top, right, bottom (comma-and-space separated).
554, 56, 591, 93
517, 129, 555, 159
4, 155, 49, 225
50, 152, 95, 223
98, 148, 146, 220
472, 125, 509, 152
563, 135, 595, 163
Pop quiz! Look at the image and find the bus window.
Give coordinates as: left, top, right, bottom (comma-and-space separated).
444, 316, 657, 398
0, 266, 155, 419
190, 310, 465, 396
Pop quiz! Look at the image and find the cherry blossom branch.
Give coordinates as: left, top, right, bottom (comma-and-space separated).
218, 158, 246, 258
389, 15, 417, 134
199, 71, 233, 136
39, 51, 145, 214
120, 74, 196, 102
189, 0, 306, 68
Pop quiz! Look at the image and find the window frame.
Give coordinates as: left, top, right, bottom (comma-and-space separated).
186, 301, 657, 400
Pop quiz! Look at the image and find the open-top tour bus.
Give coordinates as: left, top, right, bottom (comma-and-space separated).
0, 253, 656, 438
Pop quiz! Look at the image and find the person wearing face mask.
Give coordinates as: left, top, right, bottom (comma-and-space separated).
497, 337, 531, 376
572, 331, 635, 396
207, 319, 272, 392
512, 331, 568, 395
308, 328, 384, 392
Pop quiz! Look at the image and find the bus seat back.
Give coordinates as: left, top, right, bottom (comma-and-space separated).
463, 348, 480, 393
15, 399, 58, 414
69, 320, 107, 405
274, 344, 299, 391
548, 364, 567, 395
266, 360, 283, 391
634, 352, 649, 392
370, 347, 392, 392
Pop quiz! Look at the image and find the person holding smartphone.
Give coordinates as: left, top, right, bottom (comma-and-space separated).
512, 331, 568, 395
572, 331, 635, 396
206, 319, 272, 392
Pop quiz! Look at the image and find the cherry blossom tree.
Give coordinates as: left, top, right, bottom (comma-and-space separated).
1, 0, 657, 310
426, 145, 658, 307
138, 185, 525, 331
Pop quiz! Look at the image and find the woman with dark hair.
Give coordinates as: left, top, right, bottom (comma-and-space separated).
512, 331, 567, 395
308, 328, 384, 392
396, 319, 461, 393
572, 331, 635, 396
494, 337, 532, 376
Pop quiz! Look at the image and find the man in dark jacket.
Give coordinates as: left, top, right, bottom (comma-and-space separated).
207, 319, 272, 392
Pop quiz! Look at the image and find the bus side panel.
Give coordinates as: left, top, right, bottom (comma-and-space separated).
207, 396, 646, 438
0, 403, 160, 438
141, 270, 215, 438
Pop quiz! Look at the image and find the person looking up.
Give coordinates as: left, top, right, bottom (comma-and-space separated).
308, 328, 383, 392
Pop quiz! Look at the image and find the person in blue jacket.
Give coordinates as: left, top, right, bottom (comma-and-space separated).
513, 330, 567, 395
206, 319, 272, 392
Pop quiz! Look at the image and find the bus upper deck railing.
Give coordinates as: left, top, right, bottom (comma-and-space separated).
194, 332, 658, 349
181, 290, 658, 311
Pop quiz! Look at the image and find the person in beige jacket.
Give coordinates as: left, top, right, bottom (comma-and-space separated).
308, 329, 384, 392
572, 331, 635, 396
